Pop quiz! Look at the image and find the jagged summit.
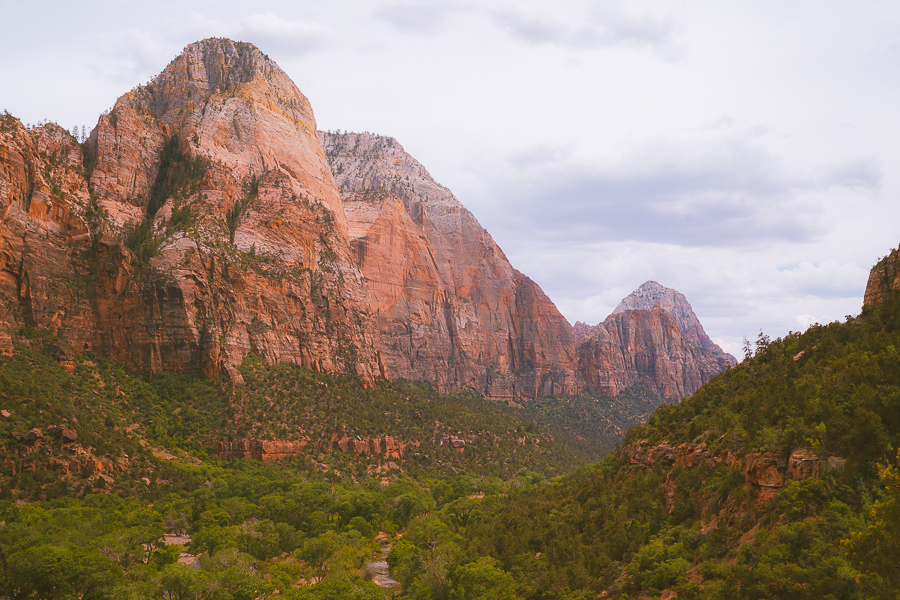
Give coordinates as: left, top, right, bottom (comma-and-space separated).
125, 38, 293, 120
613, 280, 670, 311
614, 280, 725, 355
578, 281, 736, 400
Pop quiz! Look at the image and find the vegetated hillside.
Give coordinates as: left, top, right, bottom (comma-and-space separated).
0, 349, 621, 504
0, 347, 625, 600
383, 291, 900, 599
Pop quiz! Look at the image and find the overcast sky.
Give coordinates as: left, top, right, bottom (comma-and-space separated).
3, 0, 898, 357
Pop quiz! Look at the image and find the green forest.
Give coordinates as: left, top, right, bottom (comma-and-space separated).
4, 293, 900, 598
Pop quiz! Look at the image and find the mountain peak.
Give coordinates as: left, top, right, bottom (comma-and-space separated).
613, 281, 676, 314
119, 37, 297, 125
613, 281, 735, 363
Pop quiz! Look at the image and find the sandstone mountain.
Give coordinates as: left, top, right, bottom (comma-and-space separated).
0, 38, 579, 400
573, 321, 592, 343
578, 282, 735, 399
319, 132, 578, 399
0, 38, 382, 381
613, 280, 728, 353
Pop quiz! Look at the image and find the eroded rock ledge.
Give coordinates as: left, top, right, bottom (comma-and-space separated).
623, 440, 845, 489
213, 434, 419, 463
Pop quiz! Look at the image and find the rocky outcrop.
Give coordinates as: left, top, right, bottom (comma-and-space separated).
613, 282, 734, 357
214, 434, 409, 462
623, 440, 846, 515
578, 283, 735, 399
573, 321, 592, 343
622, 440, 845, 489
215, 439, 310, 463
320, 132, 578, 400
864, 246, 900, 307
0, 39, 382, 380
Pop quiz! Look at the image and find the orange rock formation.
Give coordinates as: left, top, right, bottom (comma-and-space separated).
320, 132, 578, 400
0, 39, 382, 380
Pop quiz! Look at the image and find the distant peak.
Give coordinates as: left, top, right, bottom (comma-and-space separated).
613, 281, 686, 315
610, 281, 735, 364
632, 280, 670, 296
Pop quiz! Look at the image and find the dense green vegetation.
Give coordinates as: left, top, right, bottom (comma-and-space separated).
384, 294, 900, 599
636, 293, 900, 472
0, 347, 615, 598
6, 292, 900, 598
0, 350, 615, 503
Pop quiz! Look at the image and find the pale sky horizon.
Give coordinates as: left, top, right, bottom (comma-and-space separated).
3, 0, 899, 357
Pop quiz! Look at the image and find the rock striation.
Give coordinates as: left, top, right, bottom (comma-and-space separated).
0, 37, 737, 407
573, 321, 592, 343
578, 282, 735, 399
0, 38, 382, 380
319, 132, 578, 400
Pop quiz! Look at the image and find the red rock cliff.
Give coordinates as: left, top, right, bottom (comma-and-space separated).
578, 282, 734, 399
0, 39, 382, 380
319, 132, 578, 400
864, 245, 900, 307
613, 281, 733, 357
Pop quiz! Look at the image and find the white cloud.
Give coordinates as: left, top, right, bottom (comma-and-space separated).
491, 1, 680, 53
87, 11, 332, 86
375, 0, 468, 33
795, 314, 817, 329
474, 129, 881, 249
237, 12, 332, 57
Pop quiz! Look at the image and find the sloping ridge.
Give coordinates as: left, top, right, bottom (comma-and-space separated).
320, 132, 579, 400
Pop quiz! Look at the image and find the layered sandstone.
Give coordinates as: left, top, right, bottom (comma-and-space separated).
864, 245, 900, 307
0, 39, 382, 380
622, 440, 845, 487
578, 283, 734, 399
320, 132, 578, 400
573, 321, 592, 343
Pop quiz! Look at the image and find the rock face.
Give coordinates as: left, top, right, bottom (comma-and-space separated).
573, 321, 592, 343
319, 132, 578, 400
578, 282, 735, 399
214, 435, 411, 462
0, 37, 736, 406
613, 281, 728, 353
864, 245, 900, 307
622, 440, 846, 509
0, 39, 382, 380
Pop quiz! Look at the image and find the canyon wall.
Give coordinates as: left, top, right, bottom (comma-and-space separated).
0, 38, 382, 381
864, 245, 900, 307
320, 132, 578, 400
